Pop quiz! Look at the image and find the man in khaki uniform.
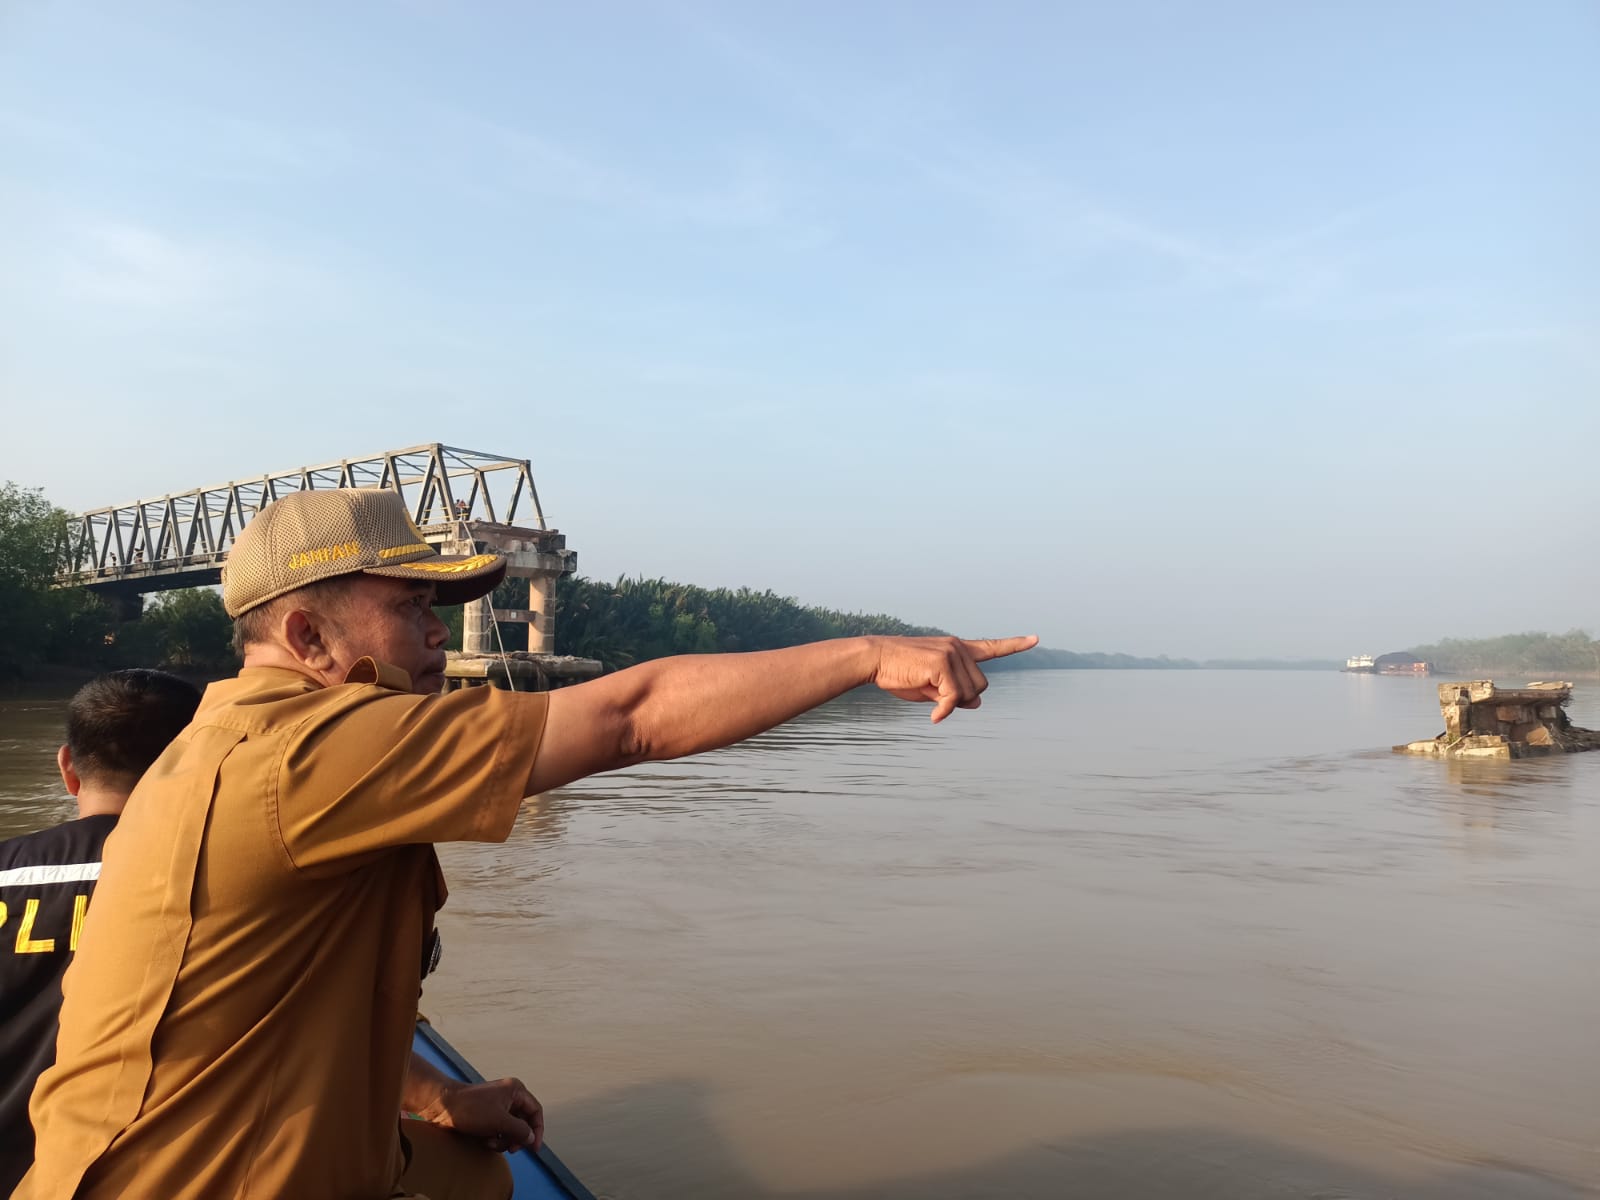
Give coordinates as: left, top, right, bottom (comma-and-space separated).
21, 488, 1034, 1199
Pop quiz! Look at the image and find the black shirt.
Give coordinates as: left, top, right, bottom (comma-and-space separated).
0, 813, 116, 1196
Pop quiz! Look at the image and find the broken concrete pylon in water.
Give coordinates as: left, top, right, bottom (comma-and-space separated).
1395, 680, 1600, 760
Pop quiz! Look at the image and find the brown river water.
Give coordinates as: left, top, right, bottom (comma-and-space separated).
2, 671, 1596, 1198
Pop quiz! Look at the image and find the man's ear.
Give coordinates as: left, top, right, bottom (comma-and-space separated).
57, 745, 81, 797
284, 608, 338, 672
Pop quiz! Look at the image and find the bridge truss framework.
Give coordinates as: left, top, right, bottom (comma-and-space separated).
55, 443, 554, 594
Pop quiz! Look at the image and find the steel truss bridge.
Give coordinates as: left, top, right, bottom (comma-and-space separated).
54, 444, 566, 604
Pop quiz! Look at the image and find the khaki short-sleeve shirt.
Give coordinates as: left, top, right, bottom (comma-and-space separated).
20, 661, 548, 1200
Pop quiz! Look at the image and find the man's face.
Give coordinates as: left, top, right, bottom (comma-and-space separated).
320, 575, 451, 695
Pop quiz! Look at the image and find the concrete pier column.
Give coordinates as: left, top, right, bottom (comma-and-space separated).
106, 587, 144, 623
463, 594, 495, 654
429, 523, 573, 659
526, 574, 557, 654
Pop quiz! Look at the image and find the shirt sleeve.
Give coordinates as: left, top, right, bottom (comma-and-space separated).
273, 683, 550, 871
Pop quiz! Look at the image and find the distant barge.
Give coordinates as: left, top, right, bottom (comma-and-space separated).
1343, 653, 1430, 676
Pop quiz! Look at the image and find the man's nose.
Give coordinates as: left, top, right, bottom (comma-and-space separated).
425, 610, 449, 648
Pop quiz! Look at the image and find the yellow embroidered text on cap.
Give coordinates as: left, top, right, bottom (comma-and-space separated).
287, 542, 361, 571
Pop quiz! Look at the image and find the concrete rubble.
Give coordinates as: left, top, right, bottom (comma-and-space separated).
1395, 680, 1600, 759
444, 650, 603, 692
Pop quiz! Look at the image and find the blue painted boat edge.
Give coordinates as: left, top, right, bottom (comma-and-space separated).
413, 1019, 599, 1200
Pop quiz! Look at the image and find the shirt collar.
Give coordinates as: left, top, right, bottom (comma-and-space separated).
342, 657, 414, 692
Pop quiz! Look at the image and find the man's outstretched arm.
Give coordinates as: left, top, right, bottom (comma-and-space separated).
530, 634, 1037, 795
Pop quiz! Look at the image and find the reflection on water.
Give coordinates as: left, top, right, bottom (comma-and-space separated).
2, 672, 1597, 1197
0, 699, 78, 834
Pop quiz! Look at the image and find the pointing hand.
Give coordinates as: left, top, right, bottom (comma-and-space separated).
871, 635, 1039, 722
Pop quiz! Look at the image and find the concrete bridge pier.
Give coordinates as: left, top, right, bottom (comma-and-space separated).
524, 574, 557, 654
463, 594, 495, 655
447, 524, 573, 656
101, 586, 145, 623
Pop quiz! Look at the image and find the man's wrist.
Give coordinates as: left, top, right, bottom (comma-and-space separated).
409, 1079, 461, 1125
853, 636, 883, 685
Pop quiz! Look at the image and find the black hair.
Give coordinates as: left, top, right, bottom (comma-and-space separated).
65, 669, 202, 784
231, 576, 355, 656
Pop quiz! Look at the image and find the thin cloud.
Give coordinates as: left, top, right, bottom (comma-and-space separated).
60, 221, 221, 310
676, 11, 1389, 305
197, 114, 357, 182
57, 216, 350, 318
440, 113, 833, 248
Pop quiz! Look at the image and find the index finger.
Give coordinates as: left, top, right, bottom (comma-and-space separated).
524, 1099, 546, 1151
512, 1085, 544, 1149
960, 635, 1039, 662
510, 1086, 541, 1118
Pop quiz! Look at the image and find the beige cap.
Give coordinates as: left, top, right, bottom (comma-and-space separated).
221, 488, 506, 618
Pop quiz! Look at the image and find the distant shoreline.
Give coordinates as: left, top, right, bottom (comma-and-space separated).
990, 657, 1600, 680
1423, 667, 1600, 682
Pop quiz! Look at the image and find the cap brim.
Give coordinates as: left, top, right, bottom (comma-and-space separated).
362, 552, 507, 607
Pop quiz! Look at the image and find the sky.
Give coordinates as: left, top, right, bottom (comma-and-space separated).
1, 1, 1596, 658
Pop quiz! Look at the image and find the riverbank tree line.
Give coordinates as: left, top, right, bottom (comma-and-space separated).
1406, 631, 1600, 678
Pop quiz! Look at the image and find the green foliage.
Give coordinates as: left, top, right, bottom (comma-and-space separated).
33, 585, 237, 674
489, 575, 530, 652
0, 477, 247, 676
138, 589, 236, 670
42, 590, 125, 669
0, 483, 66, 586
437, 603, 464, 649
1407, 630, 1600, 675
0, 482, 72, 674
555, 575, 946, 670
